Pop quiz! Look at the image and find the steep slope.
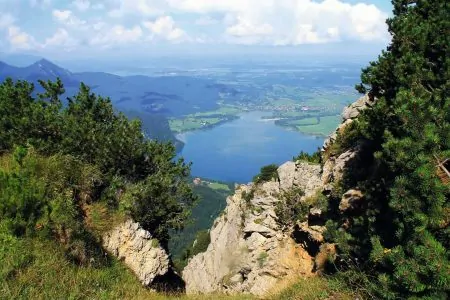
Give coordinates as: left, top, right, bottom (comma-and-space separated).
182, 95, 373, 296
183, 162, 323, 295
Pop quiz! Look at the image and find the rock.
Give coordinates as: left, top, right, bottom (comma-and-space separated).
309, 207, 322, 218
314, 243, 337, 273
102, 219, 169, 286
183, 95, 377, 296
244, 223, 276, 238
342, 94, 376, 121
294, 222, 325, 244
339, 189, 364, 212
278, 161, 296, 191
183, 163, 320, 296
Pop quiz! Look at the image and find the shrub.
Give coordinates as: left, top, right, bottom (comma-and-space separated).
253, 164, 279, 184
275, 187, 307, 227
293, 149, 321, 164
257, 252, 269, 268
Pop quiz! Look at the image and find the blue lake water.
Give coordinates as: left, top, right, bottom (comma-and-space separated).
177, 111, 324, 183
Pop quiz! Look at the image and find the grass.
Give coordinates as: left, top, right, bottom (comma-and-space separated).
0, 237, 255, 300
169, 106, 242, 133
208, 182, 231, 192
1, 235, 357, 300
271, 276, 357, 300
284, 117, 319, 126
296, 115, 341, 136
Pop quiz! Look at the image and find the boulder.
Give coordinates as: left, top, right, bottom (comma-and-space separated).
342, 94, 376, 121
102, 220, 169, 286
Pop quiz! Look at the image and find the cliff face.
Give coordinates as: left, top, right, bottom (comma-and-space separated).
183, 161, 322, 295
183, 95, 374, 296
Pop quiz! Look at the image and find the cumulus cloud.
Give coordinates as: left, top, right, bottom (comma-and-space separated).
226, 17, 273, 37
0, 0, 390, 54
167, 0, 388, 45
143, 16, 187, 42
44, 28, 78, 50
8, 26, 34, 50
52, 9, 87, 28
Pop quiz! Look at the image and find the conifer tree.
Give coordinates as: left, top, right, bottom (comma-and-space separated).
333, 0, 449, 298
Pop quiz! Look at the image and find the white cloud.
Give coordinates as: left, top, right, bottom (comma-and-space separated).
226, 16, 273, 37
167, 0, 388, 45
44, 28, 78, 50
8, 26, 34, 50
143, 16, 187, 42
90, 25, 143, 47
52, 9, 87, 28
71, 0, 90, 12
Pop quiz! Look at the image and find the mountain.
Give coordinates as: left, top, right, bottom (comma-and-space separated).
0, 60, 184, 150
0, 52, 42, 67
0, 59, 79, 88
0, 59, 223, 117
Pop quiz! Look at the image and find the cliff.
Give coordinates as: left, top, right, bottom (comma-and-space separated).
182, 95, 375, 296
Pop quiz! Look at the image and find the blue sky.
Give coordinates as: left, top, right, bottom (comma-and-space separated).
0, 0, 393, 59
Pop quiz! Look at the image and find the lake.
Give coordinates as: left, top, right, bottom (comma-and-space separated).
177, 111, 325, 183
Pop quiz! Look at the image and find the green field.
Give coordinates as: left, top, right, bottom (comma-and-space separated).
284, 117, 319, 126
169, 106, 242, 133
208, 181, 232, 192
295, 115, 341, 136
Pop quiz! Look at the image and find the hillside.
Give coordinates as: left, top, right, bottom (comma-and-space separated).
0, 60, 224, 117
0, 60, 182, 150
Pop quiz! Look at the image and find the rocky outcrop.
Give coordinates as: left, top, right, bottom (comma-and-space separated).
183, 94, 376, 297
102, 220, 170, 286
183, 161, 322, 296
323, 94, 376, 151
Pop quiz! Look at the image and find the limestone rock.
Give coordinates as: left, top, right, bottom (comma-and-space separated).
102, 219, 169, 286
342, 94, 376, 121
339, 189, 364, 212
278, 161, 297, 191
183, 163, 321, 296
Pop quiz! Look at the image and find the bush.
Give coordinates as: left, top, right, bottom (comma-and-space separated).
253, 164, 279, 184
275, 187, 307, 227
293, 149, 321, 164
0, 79, 196, 247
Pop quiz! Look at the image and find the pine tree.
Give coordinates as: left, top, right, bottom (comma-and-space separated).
331, 0, 449, 298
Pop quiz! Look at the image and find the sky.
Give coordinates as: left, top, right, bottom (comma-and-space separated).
0, 0, 393, 60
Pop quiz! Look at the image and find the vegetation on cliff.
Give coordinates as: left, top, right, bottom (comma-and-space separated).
325, 0, 449, 298
0, 77, 196, 289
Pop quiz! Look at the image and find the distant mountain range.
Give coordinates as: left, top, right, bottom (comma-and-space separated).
0, 59, 224, 117
0, 59, 218, 151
